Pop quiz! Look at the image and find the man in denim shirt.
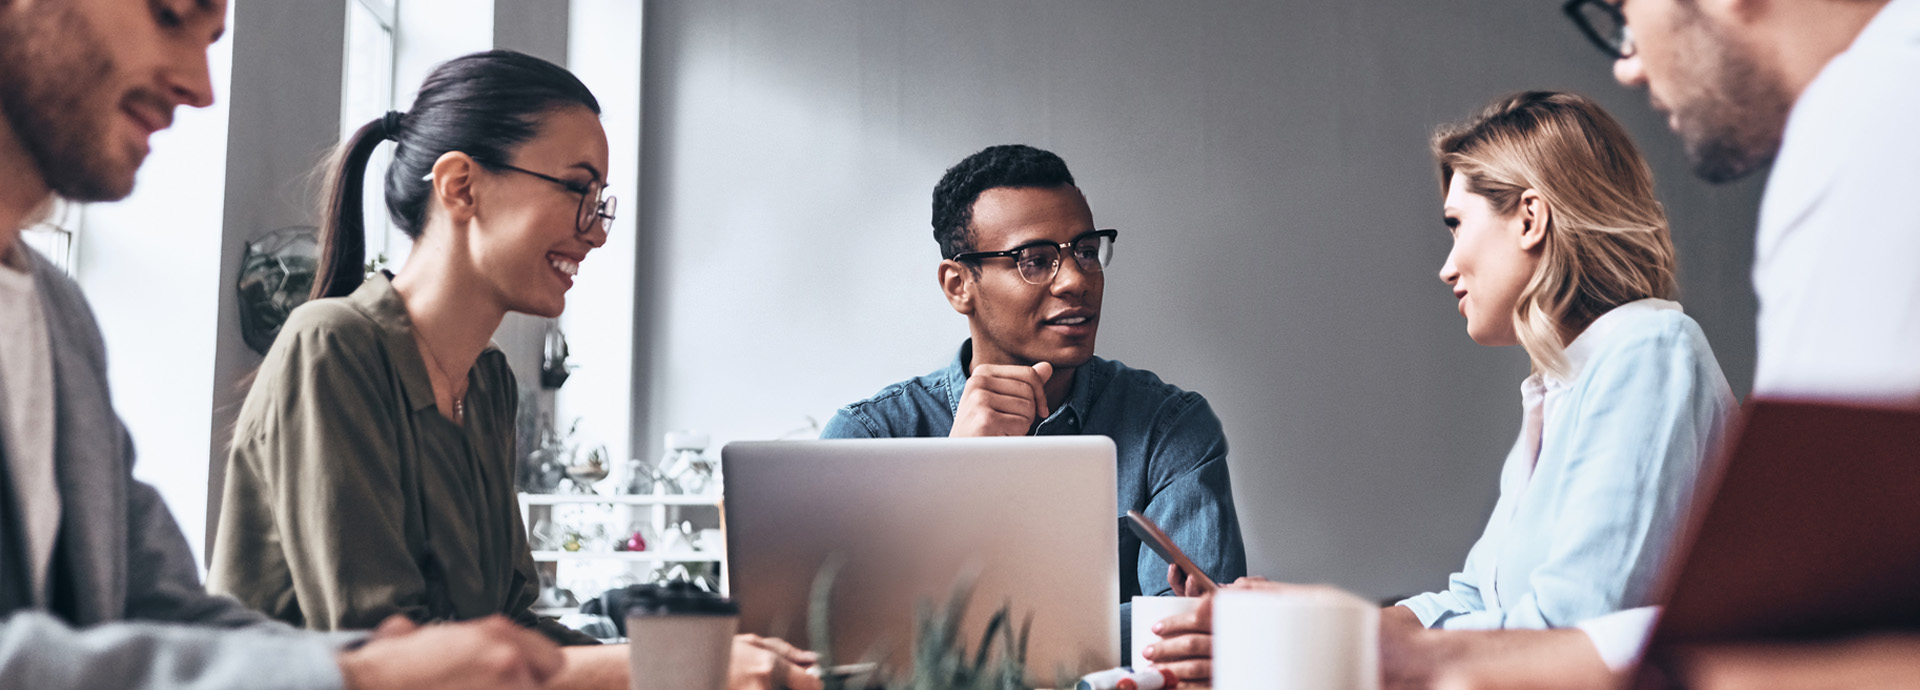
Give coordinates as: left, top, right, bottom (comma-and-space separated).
820, 144, 1246, 655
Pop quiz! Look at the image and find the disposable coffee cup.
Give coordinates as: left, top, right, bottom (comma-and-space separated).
623, 584, 740, 690
1130, 595, 1202, 669
1212, 587, 1379, 690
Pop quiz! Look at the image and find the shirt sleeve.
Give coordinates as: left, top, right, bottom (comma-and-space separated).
124, 473, 289, 629
1396, 528, 1497, 626
1434, 325, 1727, 630
1134, 394, 1246, 596
0, 407, 354, 690
223, 318, 432, 631
1577, 606, 1660, 672
819, 408, 878, 439
0, 611, 347, 690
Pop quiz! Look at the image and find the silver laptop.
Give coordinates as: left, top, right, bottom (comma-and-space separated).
722, 437, 1120, 680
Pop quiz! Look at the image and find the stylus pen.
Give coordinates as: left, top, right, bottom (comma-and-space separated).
805, 662, 879, 679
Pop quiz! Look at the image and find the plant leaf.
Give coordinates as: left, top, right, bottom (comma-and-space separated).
972, 606, 1008, 673
809, 553, 847, 673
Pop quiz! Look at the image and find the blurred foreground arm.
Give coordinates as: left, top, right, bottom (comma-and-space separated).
337, 616, 564, 690
1416, 627, 1612, 690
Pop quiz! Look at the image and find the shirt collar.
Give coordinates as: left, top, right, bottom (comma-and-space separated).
1850, 0, 1920, 54
346, 272, 439, 412
1043, 351, 1098, 432
942, 341, 970, 412
1542, 298, 1684, 388
944, 339, 1099, 430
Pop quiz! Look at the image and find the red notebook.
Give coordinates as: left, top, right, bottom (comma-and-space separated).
1636, 399, 1920, 684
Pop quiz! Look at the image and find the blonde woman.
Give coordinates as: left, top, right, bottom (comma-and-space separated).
1146, 92, 1736, 684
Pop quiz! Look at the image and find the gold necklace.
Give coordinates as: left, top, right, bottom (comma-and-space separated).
415, 331, 470, 424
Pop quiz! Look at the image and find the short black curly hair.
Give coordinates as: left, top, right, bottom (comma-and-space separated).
931, 144, 1076, 260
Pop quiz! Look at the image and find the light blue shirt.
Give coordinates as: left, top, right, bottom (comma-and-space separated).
1398, 299, 1735, 630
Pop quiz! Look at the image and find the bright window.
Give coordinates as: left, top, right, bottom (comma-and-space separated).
21, 199, 78, 275
343, 0, 400, 270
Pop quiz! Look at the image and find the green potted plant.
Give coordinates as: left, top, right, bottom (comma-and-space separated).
808, 560, 1077, 690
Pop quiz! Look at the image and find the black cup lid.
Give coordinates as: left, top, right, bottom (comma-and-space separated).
619, 582, 739, 617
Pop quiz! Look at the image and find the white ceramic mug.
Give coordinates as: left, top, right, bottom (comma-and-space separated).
1131, 595, 1203, 670
1212, 587, 1379, 690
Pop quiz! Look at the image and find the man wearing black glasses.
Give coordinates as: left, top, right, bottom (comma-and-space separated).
1568, 0, 1918, 400
820, 144, 1246, 656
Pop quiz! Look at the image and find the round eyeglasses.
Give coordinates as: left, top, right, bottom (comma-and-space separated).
952, 229, 1118, 286
488, 162, 618, 235
1563, 0, 1636, 60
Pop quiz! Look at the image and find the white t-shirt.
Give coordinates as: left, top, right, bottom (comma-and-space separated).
1749, 0, 1920, 400
0, 243, 60, 606
1578, 0, 1920, 670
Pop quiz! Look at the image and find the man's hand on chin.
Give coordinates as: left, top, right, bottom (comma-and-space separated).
951, 361, 1052, 437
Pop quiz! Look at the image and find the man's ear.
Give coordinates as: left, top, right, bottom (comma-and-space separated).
938, 260, 976, 316
1517, 188, 1552, 253
428, 151, 480, 224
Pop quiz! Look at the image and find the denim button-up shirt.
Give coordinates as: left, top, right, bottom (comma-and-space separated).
1398, 300, 1735, 630
822, 341, 1247, 652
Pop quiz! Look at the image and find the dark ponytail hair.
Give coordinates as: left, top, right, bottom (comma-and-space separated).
311, 49, 601, 300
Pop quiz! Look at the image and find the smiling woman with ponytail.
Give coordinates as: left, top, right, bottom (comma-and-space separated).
210, 44, 615, 653
193, 49, 798, 690
209, 49, 819, 690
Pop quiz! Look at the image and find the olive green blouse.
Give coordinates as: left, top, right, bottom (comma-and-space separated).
208, 274, 595, 645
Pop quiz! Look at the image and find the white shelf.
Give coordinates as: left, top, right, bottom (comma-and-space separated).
531, 550, 719, 562
519, 492, 720, 506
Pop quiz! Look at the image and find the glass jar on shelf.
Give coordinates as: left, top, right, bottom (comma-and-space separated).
619, 456, 659, 495
659, 431, 715, 496
519, 425, 568, 494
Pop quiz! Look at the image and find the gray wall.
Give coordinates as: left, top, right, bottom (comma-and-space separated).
495, 0, 570, 65
636, 0, 1765, 598
494, 0, 571, 407
207, 0, 346, 552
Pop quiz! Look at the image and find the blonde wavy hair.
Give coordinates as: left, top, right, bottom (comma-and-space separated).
1435, 91, 1678, 379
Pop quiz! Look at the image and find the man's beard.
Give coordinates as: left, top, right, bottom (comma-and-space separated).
1667, 15, 1794, 184
0, 4, 139, 201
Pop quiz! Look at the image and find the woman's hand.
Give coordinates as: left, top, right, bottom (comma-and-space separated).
1141, 589, 1214, 683
1166, 563, 1211, 597
1146, 576, 1374, 684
